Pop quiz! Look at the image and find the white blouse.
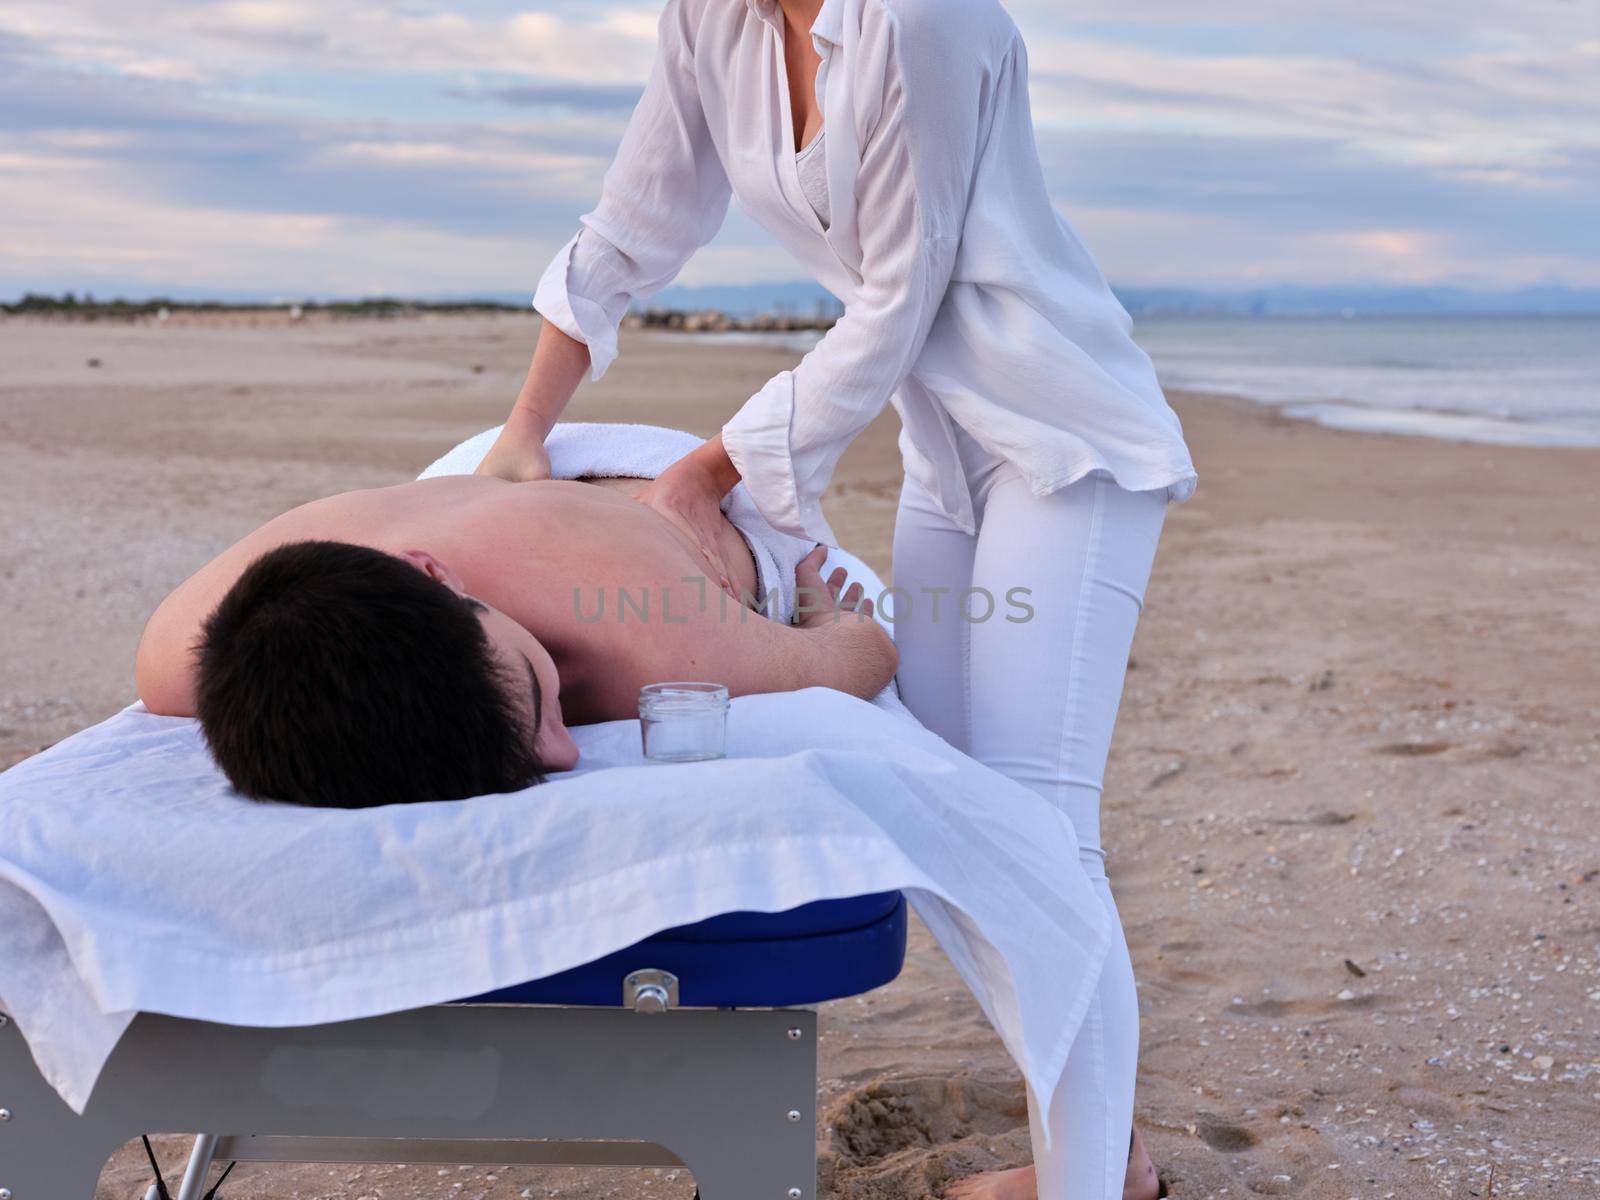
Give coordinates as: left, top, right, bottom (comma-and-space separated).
534, 0, 1197, 544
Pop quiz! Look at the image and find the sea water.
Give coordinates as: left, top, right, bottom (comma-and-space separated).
680, 316, 1600, 449
1136, 315, 1600, 449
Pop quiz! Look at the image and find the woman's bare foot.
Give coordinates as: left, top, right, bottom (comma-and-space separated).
944, 1126, 1163, 1200
946, 1164, 1037, 1200
1126, 1126, 1163, 1199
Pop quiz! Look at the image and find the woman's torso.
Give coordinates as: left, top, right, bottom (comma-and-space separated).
641, 1, 1199, 527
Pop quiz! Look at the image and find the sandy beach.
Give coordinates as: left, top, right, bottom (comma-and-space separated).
3, 313, 1597, 1199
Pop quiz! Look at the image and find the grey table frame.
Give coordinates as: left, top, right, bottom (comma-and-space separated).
0, 1003, 819, 1200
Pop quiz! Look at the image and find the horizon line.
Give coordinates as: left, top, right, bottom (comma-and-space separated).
7, 279, 1600, 304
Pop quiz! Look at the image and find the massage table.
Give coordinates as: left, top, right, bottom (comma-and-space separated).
0, 424, 1109, 1199
0, 891, 907, 1199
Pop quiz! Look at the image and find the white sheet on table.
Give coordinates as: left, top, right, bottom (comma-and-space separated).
0, 680, 1107, 1119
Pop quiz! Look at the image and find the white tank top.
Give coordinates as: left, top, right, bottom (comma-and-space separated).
795, 128, 830, 230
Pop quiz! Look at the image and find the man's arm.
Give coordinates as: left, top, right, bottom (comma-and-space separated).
134, 566, 226, 717
711, 606, 897, 703
644, 548, 898, 703
769, 607, 899, 701
781, 550, 899, 699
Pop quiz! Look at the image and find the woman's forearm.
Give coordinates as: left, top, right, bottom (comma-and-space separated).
505, 320, 591, 442
684, 433, 742, 497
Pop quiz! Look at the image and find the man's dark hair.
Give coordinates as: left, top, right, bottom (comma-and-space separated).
195, 540, 546, 807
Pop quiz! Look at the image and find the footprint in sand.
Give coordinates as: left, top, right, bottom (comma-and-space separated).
1226, 992, 1387, 1020
820, 1073, 1031, 1200
824, 1073, 1027, 1163
1374, 740, 1452, 756
1195, 1116, 1258, 1153
1226, 997, 1298, 1019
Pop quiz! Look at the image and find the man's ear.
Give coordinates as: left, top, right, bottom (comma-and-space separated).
397, 549, 467, 597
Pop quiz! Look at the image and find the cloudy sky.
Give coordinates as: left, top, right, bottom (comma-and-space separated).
1, 0, 1595, 300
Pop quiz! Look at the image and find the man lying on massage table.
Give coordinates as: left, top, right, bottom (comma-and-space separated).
134, 472, 896, 808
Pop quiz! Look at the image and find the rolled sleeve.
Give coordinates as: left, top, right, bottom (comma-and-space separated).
529, 0, 730, 383
532, 232, 624, 381
723, 369, 838, 545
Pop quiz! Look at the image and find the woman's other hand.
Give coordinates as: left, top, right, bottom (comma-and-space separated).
475, 423, 553, 483
637, 436, 743, 597
477, 321, 592, 482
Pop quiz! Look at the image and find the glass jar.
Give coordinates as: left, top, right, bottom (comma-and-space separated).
638, 682, 729, 763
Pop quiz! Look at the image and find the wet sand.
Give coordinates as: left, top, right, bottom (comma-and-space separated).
2, 313, 1597, 1198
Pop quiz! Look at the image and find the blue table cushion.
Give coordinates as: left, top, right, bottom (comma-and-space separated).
460, 891, 907, 1008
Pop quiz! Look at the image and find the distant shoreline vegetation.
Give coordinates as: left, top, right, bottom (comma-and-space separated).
0, 293, 524, 321
5, 285, 1599, 323
0, 292, 845, 331
623, 306, 839, 333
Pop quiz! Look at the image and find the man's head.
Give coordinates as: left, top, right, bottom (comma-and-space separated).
195, 539, 578, 808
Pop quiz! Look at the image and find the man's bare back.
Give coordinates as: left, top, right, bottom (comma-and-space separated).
137, 474, 894, 731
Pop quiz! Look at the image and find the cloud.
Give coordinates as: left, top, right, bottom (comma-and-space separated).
0, 0, 662, 82
444, 80, 646, 113
1025, 36, 1598, 181
0, 31, 626, 238
0, 149, 555, 298
1039, 126, 1596, 244
0, 0, 1595, 295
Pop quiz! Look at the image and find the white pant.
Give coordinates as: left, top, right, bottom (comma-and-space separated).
892, 432, 1167, 1200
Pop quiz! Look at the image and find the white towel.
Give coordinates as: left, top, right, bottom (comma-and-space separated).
421, 423, 818, 623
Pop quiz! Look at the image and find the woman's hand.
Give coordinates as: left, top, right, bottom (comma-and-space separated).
475, 424, 552, 483
476, 321, 592, 482
637, 437, 743, 597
